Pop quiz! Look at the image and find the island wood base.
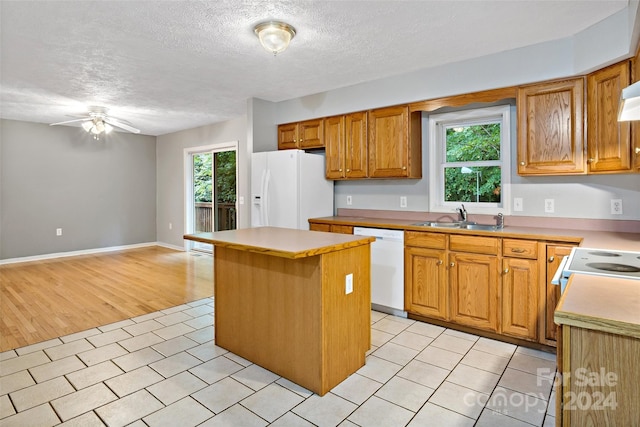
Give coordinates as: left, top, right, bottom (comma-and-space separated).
214, 244, 371, 396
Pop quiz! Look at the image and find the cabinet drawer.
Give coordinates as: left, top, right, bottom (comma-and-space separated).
405, 231, 446, 249
309, 223, 331, 232
503, 239, 538, 259
450, 235, 498, 255
331, 225, 353, 234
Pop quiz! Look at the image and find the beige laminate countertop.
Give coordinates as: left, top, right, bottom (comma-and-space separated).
184, 227, 375, 259
309, 216, 640, 250
555, 274, 640, 338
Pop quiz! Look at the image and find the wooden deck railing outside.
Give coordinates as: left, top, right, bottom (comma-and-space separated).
195, 202, 236, 232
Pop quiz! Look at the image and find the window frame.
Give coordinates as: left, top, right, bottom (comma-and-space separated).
428, 105, 511, 215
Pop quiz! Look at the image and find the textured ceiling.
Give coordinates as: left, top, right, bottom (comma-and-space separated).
0, 0, 629, 136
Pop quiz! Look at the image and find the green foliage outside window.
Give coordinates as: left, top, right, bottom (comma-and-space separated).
194, 151, 236, 204
444, 124, 502, 203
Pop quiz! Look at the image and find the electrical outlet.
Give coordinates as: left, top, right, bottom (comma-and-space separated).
544, 199, 555, 213
345, 273, 353, 295
400, 196, 407, 208
611, 199, 623, 215
56, 228, 62, 236
513, 198, 523, 212
346, 195, 352, 206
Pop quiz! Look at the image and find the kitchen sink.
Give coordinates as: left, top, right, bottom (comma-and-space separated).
463, 223, 503, 231
412, 221, 475, 228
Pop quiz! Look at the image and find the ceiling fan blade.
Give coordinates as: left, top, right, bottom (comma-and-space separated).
104, 118, 140, 134
50, 118, 90, 126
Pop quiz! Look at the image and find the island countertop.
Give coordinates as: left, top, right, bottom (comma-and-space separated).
184, 226, 375, 259
554, 274, 640, 339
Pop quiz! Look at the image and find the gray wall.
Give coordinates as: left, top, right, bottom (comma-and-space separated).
0, 119, 157, 259
268, 4, 640, 221
156, 116, 248, 249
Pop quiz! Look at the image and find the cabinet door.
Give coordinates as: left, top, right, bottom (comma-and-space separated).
324, 116, 346, 179
633, 48, 640, 171
587, 61, 631, 173
544, 245, 574, 343
331, 225, 353, 234
309, 223, 331, 232
449, 253, 498, 332
345, 111, 369, 178
368, 106, 409, 178
405, 247, 447, 320
517, 78, 586, 175
502, 257, 538, 341
299, 119, 324, 149
278, 123, 298, 150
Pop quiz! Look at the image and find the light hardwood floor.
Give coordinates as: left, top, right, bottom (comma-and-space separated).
0, 246, 213, 352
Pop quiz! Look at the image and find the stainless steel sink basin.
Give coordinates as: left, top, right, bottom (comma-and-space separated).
463, 224, 502, 231
413, 221, 475, 228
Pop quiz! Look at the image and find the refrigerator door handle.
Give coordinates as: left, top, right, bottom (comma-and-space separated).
263, 169, 271, 226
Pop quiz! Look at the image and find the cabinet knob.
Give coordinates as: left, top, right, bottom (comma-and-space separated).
346, 169, 350, 172
520, 161, 525, 166
504, 268, 510, 273
635, 147, 640, 154
548, 256, 555, 262
436, 260, 443, 265
402, 166, 407, 170
449, 262, 455, 267
339, 168, 342, 172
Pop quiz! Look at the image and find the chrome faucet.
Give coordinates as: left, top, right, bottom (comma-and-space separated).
496, 213, 504, 229
457, 204, 468, 222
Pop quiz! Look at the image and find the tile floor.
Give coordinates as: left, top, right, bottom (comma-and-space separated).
0, 298, 558, 426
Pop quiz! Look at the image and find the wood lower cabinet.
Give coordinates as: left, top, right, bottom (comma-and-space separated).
502, 257, 538, 340
277, 119, 324, 150
517, 78, 586, 175
543, 245, 575, 344
309, 223, 353, 234
405, 246, 447, 320
449, 252, 499, 332
325, 112, 368, 179
587, 61, 632, 173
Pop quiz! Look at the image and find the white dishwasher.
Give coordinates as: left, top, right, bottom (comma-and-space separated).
353, 227, 406, 317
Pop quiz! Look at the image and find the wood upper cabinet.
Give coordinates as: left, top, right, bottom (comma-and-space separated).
405, 246, 448, 320
277, 119, 324, 150
633, 47, 640, 171
517, 78, 586, 175
587, 61, 632, 173
325, 112, 368, 179
368, 106, 421, 178
449, 252, 499, 332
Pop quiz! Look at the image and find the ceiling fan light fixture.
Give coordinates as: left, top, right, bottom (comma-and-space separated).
254, 21, 296, 55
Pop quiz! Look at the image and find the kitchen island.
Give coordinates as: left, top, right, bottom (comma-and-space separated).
554, 274, 640, 426
184, 227, 375, 396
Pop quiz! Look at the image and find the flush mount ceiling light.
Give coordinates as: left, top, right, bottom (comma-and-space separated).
618, 80, 640, 121
254, 21, 296, 55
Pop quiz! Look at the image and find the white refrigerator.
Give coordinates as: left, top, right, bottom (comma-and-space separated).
251, 150, 334, 230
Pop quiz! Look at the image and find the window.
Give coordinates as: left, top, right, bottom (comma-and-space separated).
428, 105, 511, 214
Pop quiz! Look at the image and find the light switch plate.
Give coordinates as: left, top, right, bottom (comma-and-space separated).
513, 198, 523, 212
400, 196, 407, 208
345, 273, 353, 294
544, 199, 555, 213
346, 195, 352, 206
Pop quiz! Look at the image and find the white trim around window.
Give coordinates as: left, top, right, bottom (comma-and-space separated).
428, 105, 511, 215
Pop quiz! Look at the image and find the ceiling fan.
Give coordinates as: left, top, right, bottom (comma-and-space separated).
50, 106, 140, 139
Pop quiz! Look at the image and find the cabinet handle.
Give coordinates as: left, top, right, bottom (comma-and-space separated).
548, 256, 555, 262
635, 147, 640, 154
436, 260, 443, 265
504, 268, 510, 273
449, 262, 455, 267
520, 161, 525, 166
588, 158, 595, 163
510, 248, 526, 254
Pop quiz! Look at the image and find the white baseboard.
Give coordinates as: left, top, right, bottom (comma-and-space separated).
0, 242, 171, 265
155, 242, 187, 252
